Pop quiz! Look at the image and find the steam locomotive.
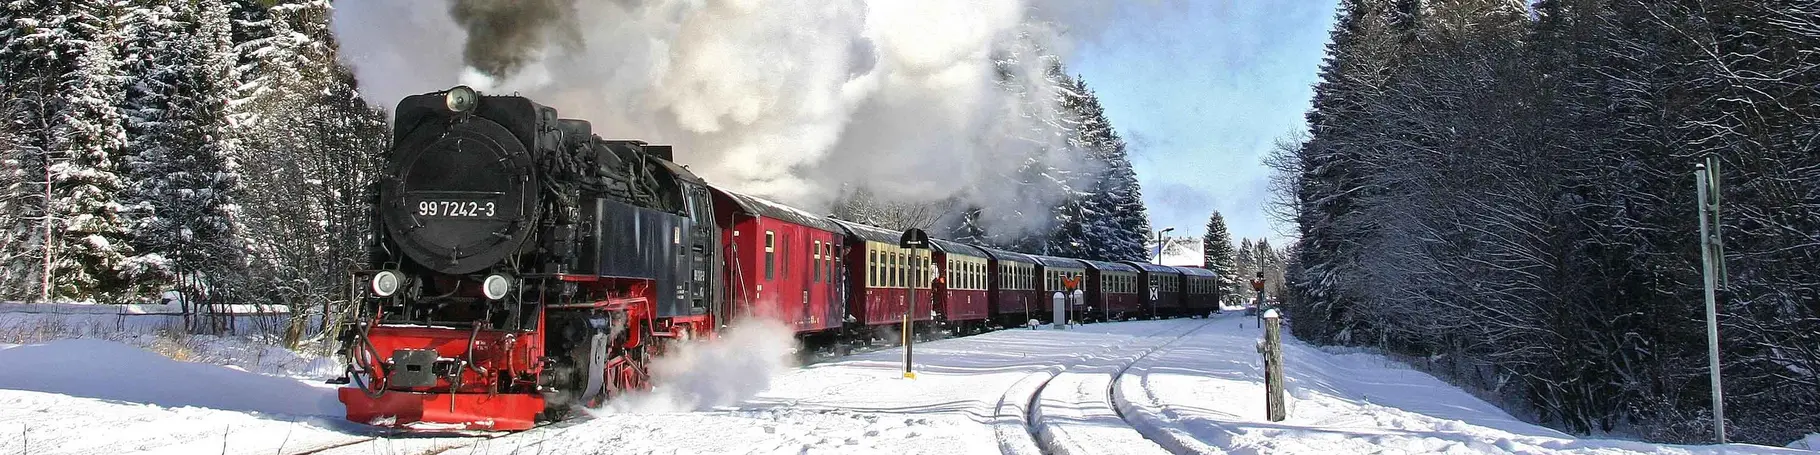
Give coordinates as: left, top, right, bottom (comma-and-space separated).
335, 87, 1223, 431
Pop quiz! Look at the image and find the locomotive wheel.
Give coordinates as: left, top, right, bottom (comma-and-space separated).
601, 324, 653, 402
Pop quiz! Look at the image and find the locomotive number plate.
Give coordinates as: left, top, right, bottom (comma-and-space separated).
415, 200, 498, 218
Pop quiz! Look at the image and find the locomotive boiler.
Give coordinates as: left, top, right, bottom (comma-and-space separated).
336, 86, 723, 430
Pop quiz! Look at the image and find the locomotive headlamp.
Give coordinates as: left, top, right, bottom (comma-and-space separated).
445, 85, 479, 113
482, 274, 512, 300
371, 270, 403, 297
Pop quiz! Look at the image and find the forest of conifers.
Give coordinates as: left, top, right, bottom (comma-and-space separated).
1280, 0, 1816, 444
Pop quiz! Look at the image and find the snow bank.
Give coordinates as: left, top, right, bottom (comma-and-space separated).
1117, 316, 1814, 455
0, 339, 340, 416
1790, 433, 1820, 451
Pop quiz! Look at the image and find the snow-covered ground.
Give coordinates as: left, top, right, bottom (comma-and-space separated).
0, 312, 1811, 454
1116, 316, 1814, 454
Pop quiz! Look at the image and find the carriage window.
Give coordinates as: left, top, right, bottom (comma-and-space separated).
919, 255, 927, 288
764, 231, 775, 281
812, 240, 821, 282
868, 249, 878, 286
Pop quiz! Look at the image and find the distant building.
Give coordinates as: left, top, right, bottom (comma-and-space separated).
1154, 235, 1203, 266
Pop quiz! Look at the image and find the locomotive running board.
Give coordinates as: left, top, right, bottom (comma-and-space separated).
339, 388, 543, 431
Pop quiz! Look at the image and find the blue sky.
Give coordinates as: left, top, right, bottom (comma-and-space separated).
1070, 0, 1339, 245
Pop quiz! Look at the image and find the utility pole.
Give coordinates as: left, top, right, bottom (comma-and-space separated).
1694, 156, 1727, 443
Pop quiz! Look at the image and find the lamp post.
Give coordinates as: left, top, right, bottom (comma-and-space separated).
1152, 227, 1175, 264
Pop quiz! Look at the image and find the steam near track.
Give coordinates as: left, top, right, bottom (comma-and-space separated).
601, 319, 800, 414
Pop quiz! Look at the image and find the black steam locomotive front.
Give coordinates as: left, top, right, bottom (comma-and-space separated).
365, 86, 722, 324
340, 86, 724, 430
365, 86, 564, 328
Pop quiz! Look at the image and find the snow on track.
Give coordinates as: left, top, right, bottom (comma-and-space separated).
1030, 317, 1213, 455
1113, 316, 1813, 455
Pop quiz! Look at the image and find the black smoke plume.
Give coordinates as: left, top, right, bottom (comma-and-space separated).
448, 0, 581, 78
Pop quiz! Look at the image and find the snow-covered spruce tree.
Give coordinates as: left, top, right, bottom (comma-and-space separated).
119, 0, 184, 288
1054, 75, 1148, 262
1289, 0, 1819, 443
1201, 211, 1235, 300
47, 1, 134, 300
1290, 0, 1403, 344
0, 0, 73, 301
1233, 238, 1255, 298
232, 0, 391, 317
125, 0, 247, 304
1038, 70, 1093, 259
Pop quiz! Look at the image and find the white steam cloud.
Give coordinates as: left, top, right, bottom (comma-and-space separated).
601, 319, 798, 413
331, 0, 1124, 235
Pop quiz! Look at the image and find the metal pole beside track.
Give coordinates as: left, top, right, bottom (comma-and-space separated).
1695, 158, 1727, 443
904, 247, 916, 379
898, 228, 928, 380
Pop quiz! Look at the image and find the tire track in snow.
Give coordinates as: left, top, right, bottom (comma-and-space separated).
1007, 318, 1215, 455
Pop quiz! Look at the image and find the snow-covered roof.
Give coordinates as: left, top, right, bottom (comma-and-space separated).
929, 238, 988, 259
709, 185, 845, 233
1173, 266, 1217, 277
1125, 262, 1181, 274
830, 218, 905, 245
1158, 237, 1204, 267
979, 247, 1037, 265
1026, 254, 1085, 270
1077, 259, 1137, 273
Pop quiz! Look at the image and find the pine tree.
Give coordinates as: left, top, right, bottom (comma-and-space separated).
954, 39, 1086, 255
125, 0, 246, 302
1282, 0, 1820, 443
0, 0, 70, 301
1201, 211, 1236, 300
1234, 237, 1256, 299
47, 1, 133, 299
1053, 75, 1149, 262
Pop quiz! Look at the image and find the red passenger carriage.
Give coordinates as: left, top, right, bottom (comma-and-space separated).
981, 247, 1040, 328
834, 220, 936, 340
1126, 262, 1183, 320
929, 238, 992, 335
1029, 254, 1087, 324
709, 186, 847, 344
1079, 260, 1141, 322
1175, 266, 1221, 317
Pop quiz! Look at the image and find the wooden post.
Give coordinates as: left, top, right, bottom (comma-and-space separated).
1260, 309, 1286, 421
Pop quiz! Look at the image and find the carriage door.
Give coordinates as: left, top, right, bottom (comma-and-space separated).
808, 234, 828, 328
684, 184, 716, 316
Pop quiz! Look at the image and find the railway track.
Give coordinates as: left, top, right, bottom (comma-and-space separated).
1015, 317, 1217, 455
288, 418, 581, 455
